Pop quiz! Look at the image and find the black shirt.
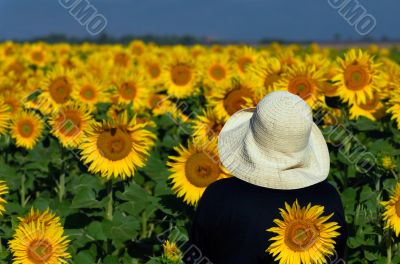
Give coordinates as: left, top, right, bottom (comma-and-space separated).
185, 177, 347, 264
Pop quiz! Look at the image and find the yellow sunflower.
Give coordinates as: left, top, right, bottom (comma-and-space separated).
381, 182, 400, 236
333, 49, 386, 105
49, 103, 92, 148
72, 74, 106, 110
24, 44, 49, 67
11, 111, 44, 150
129, 40, 146, 57
162, 47, 199, 98
162, 240, 183, 263
0, 181, 8, 215
167, 138, 229, 206
321, 65, 340, 97
148, 94, 187, 121
9, 210, 70, 264
140, 54, 164, 88
201, 53, 234, 90
192, 109, 225, 141
112, 70, 149, 112
276, 63, 325, 108
234, 46, 258, 75
0, 100, 10, 135
349, 92, 384, 121
80, 112, 156, 179
267, 200, 340, 264
39, 66, 75, 113
249, 56, 284, 94
207, 77, 259, 121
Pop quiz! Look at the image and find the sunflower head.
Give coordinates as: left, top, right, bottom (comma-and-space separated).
9, 209, 71, 264
80, 112, 156, 179
162, 240, 183, 263
381, 183, 400, 237
167, 138, 230, 206
334, 49, 386, 105
0, 100, 11, 135
266, 200, 340, 264
11, 111, 44, 150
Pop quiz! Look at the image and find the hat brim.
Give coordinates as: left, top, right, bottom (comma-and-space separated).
218, 107, 330, 190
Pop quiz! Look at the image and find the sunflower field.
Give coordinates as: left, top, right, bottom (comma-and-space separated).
0, 41, 400, 263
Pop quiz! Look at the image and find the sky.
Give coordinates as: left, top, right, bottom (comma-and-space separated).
0, 0, 399, 42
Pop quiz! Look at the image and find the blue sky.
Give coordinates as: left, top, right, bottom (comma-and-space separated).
0, 0, 398, 41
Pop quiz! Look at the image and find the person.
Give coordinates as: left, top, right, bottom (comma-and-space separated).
184, 91, 347, 264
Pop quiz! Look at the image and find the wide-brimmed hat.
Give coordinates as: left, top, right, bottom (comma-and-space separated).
218, 91, 330, 190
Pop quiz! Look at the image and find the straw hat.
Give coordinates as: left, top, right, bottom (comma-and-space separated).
218, 91, 330, 190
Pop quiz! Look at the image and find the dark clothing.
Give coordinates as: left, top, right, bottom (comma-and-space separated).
185, 177, 347, 264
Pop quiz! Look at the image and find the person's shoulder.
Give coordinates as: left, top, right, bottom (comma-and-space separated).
198, 177, 243, 204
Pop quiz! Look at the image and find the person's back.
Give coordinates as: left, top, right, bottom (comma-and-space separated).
187, 177, 347, 263
184, 91, 347, 264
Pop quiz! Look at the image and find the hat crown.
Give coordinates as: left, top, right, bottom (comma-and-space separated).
251, 91, 313, 153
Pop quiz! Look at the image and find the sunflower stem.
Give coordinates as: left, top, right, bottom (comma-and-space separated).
387, 230, 392, 264
106, 180, 113, 221
20, 173, 25, 207
58, 145, 66, 202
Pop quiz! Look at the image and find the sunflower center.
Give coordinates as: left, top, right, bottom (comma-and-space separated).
171, 64, 192, 86
119, 81, 137, 100
27, 239, 53, 263
97, 128, 132, 161
209, 64, 226, 81
223, 89, 251, 116
32, 51, 44, 62
238, 56, 252, 73
395, 200, 400, 217
288, 77, 313, 100
6, 61, 25, 75
148, 64, 161, 79
344, 64, 370, 90
285, 220, 319, 251
80, 85, 96, 100
49, 77, 72, 104
131, 46, 144, 56
57, 110, 82, 137
18, 120, 34, 138
185, 152, 220, 188
114, 52, 129, 67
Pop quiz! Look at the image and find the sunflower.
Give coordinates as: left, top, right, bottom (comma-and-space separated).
80, 112, 156, 179
349, 92, 384, 121
148, 94, 187, 121
167, 138, 229, 206
25, 44, 49, 67
0, 100, 10, 135
140, 54, 164, 88
276, 63, 325, 108
249, 56, 284, 94
333, 49, 386, 105
381, 183, 400, 236
321, 65, 340, 97
72, 74, 106, 110
8, 209, 70, 264
162, 240, 183, 263
129, 40, 146, 57
192, 109, 225, 141
234, 46, 258, 75
201, 53, 234, 90
266, 200, 340, 264
207, 77, 259, 121
11, 111, 44, 150
112, 70, 149, 111
39, 66, 75, 113
0, 181, 8, 215
49, 103, 92, 148
162, 47, 199, 98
